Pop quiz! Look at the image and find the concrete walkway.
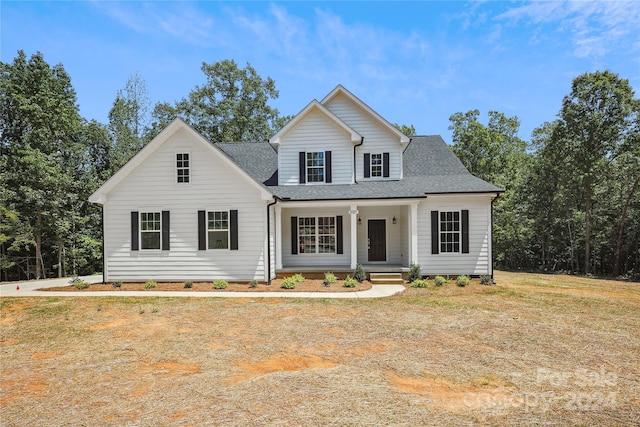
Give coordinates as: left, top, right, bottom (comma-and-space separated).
0, 275, 405, 299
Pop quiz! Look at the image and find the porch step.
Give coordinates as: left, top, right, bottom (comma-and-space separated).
369, 272, 404, 285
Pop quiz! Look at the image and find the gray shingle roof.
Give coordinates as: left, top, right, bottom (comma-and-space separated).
215, 136, 502, 201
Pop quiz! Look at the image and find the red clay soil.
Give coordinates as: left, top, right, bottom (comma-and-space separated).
42, 279, 374, 293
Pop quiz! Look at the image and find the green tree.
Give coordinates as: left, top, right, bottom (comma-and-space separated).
551, 70, 637, 274
393, 123, 416, 137
148, 59, 281, 142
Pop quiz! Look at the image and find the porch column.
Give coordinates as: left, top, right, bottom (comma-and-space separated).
349, 205, 358, 269
410, 202, 418, 265
275, 205, 283, 270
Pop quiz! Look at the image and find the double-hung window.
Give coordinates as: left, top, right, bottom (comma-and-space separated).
208, 211, 229, 249
306, 152, 325, 183
298, 216, 336, 254
140, 212, 161, 250
439, 211, 460, 253
370, 153, 383, 177
177, 153, 190, 183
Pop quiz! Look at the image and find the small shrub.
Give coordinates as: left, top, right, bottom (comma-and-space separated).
281, 277, 297, 289
292, 273, 306, 283
184, 281, 193, 289
408, 263, 422, 282
480, 275, 493, 285
73, 280, 90, 290
456, 275, 471, 287
353, 264, 367, 282
113, 280, 122, 288
323, 272, 337, 287
213, 279, 228, 289
343, 275, 357, 288
434, 276, 448, 287
410, 279, 428, 288
249, 280, 258, 288
144, 280, 157, 289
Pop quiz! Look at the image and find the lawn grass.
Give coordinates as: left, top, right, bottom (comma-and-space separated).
1, 271, 639, 426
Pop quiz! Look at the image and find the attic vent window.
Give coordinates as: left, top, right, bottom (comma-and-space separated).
177, 153, 190, 183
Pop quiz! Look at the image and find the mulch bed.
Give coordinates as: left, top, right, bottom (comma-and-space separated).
42, 279, 375, 293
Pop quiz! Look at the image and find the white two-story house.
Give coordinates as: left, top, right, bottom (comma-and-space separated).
89, 85, 503, 283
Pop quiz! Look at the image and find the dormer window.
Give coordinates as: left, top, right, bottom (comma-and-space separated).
299, 151, 332, 184
177, 153, 190, 183
306, 152, 325, 183
371, 154, 383, 177
364, 152, 390, 178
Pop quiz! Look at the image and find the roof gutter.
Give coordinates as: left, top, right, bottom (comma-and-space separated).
266, 197, 280, 285
353, 137, 364, 183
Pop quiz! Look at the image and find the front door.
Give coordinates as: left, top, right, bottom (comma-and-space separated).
368, 219, 386, 261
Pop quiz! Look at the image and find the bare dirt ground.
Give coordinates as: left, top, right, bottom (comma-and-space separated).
41, 279, 372, 293
1, 271, 639, 426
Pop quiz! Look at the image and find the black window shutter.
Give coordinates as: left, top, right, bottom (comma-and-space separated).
131, 211, 139, 251
383, 152, 390, 177
462, 210, 469, 254
431, 210, 439, 254
198, 210, 206, 250
364, 153, 370, 178
325, 151, 332, 183
162, 211, 170, 250
299, 152, 306, 184
291, 216, 298, 255
230, 209, 238, 250
336, 215, 343, 254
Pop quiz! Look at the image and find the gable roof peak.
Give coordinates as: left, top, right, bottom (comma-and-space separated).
320, 85, 410, 145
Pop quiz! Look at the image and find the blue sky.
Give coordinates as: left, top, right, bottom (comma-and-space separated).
2, 1, 638, 142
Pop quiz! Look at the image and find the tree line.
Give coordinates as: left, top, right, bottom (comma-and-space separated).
1, 50, 638, 280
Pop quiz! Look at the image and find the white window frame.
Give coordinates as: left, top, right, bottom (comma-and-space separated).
208, 211, 229, 250
140, 212, 162, 250
298, 216, 336, 254
439, 211, 461, 253
306, 152, 325, 183
370, 153, 383, 177
176, 153, 190, 184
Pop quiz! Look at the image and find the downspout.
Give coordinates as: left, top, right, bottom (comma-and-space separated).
490, 193, 501, 283
266, 197, 279, 285
353, 137, 364, 183
101, 206, 106, 284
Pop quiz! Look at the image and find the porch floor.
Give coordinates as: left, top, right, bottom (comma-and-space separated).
276, 264, 409, 280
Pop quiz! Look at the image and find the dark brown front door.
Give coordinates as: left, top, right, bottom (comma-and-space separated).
368, 219, 386, 261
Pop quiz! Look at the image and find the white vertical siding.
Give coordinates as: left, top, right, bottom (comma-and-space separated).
278, 111, 353, 185
103, 128, 267, 282
417, 194, 493, 276
324, 95, 403, 181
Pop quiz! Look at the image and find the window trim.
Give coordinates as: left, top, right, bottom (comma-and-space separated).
139, 211, 162, 251
176, 152, 190, 184
370, 153, 383, 177
297, 215, 336, 255
439, 210, 461, 254
305, 151, 325, 183
207, 210, 230, 250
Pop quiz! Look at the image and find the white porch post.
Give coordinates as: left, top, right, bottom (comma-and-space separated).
350, 205, 358, 269
410, 202, 418, 265
275, 205, 283, 270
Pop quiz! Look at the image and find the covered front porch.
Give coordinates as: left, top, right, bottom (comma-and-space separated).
273, 199, 423, 275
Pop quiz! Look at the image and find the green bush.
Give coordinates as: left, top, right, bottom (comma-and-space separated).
292, 273, 306, 283
72, 280, 90, 290
408, 263, 422, 282
249, 279, 258, 288
434, 276, 448, 287
410, 279, 428, 288
343, 276, 357, 288
281, 277, 297, 289
144, 280, 157, 289
184, 281, 193, 289
353, 264, 367, 282
323, 272, 337, 287
113, 280, 122, 288
213, 279, 228, 289
480, 275, 493, 285
456, 275, 471, 287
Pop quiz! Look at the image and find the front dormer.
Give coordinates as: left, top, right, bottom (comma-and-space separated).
269, 85, 410, 186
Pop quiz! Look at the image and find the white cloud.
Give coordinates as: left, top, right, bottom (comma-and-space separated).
497, 1, 640, 58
